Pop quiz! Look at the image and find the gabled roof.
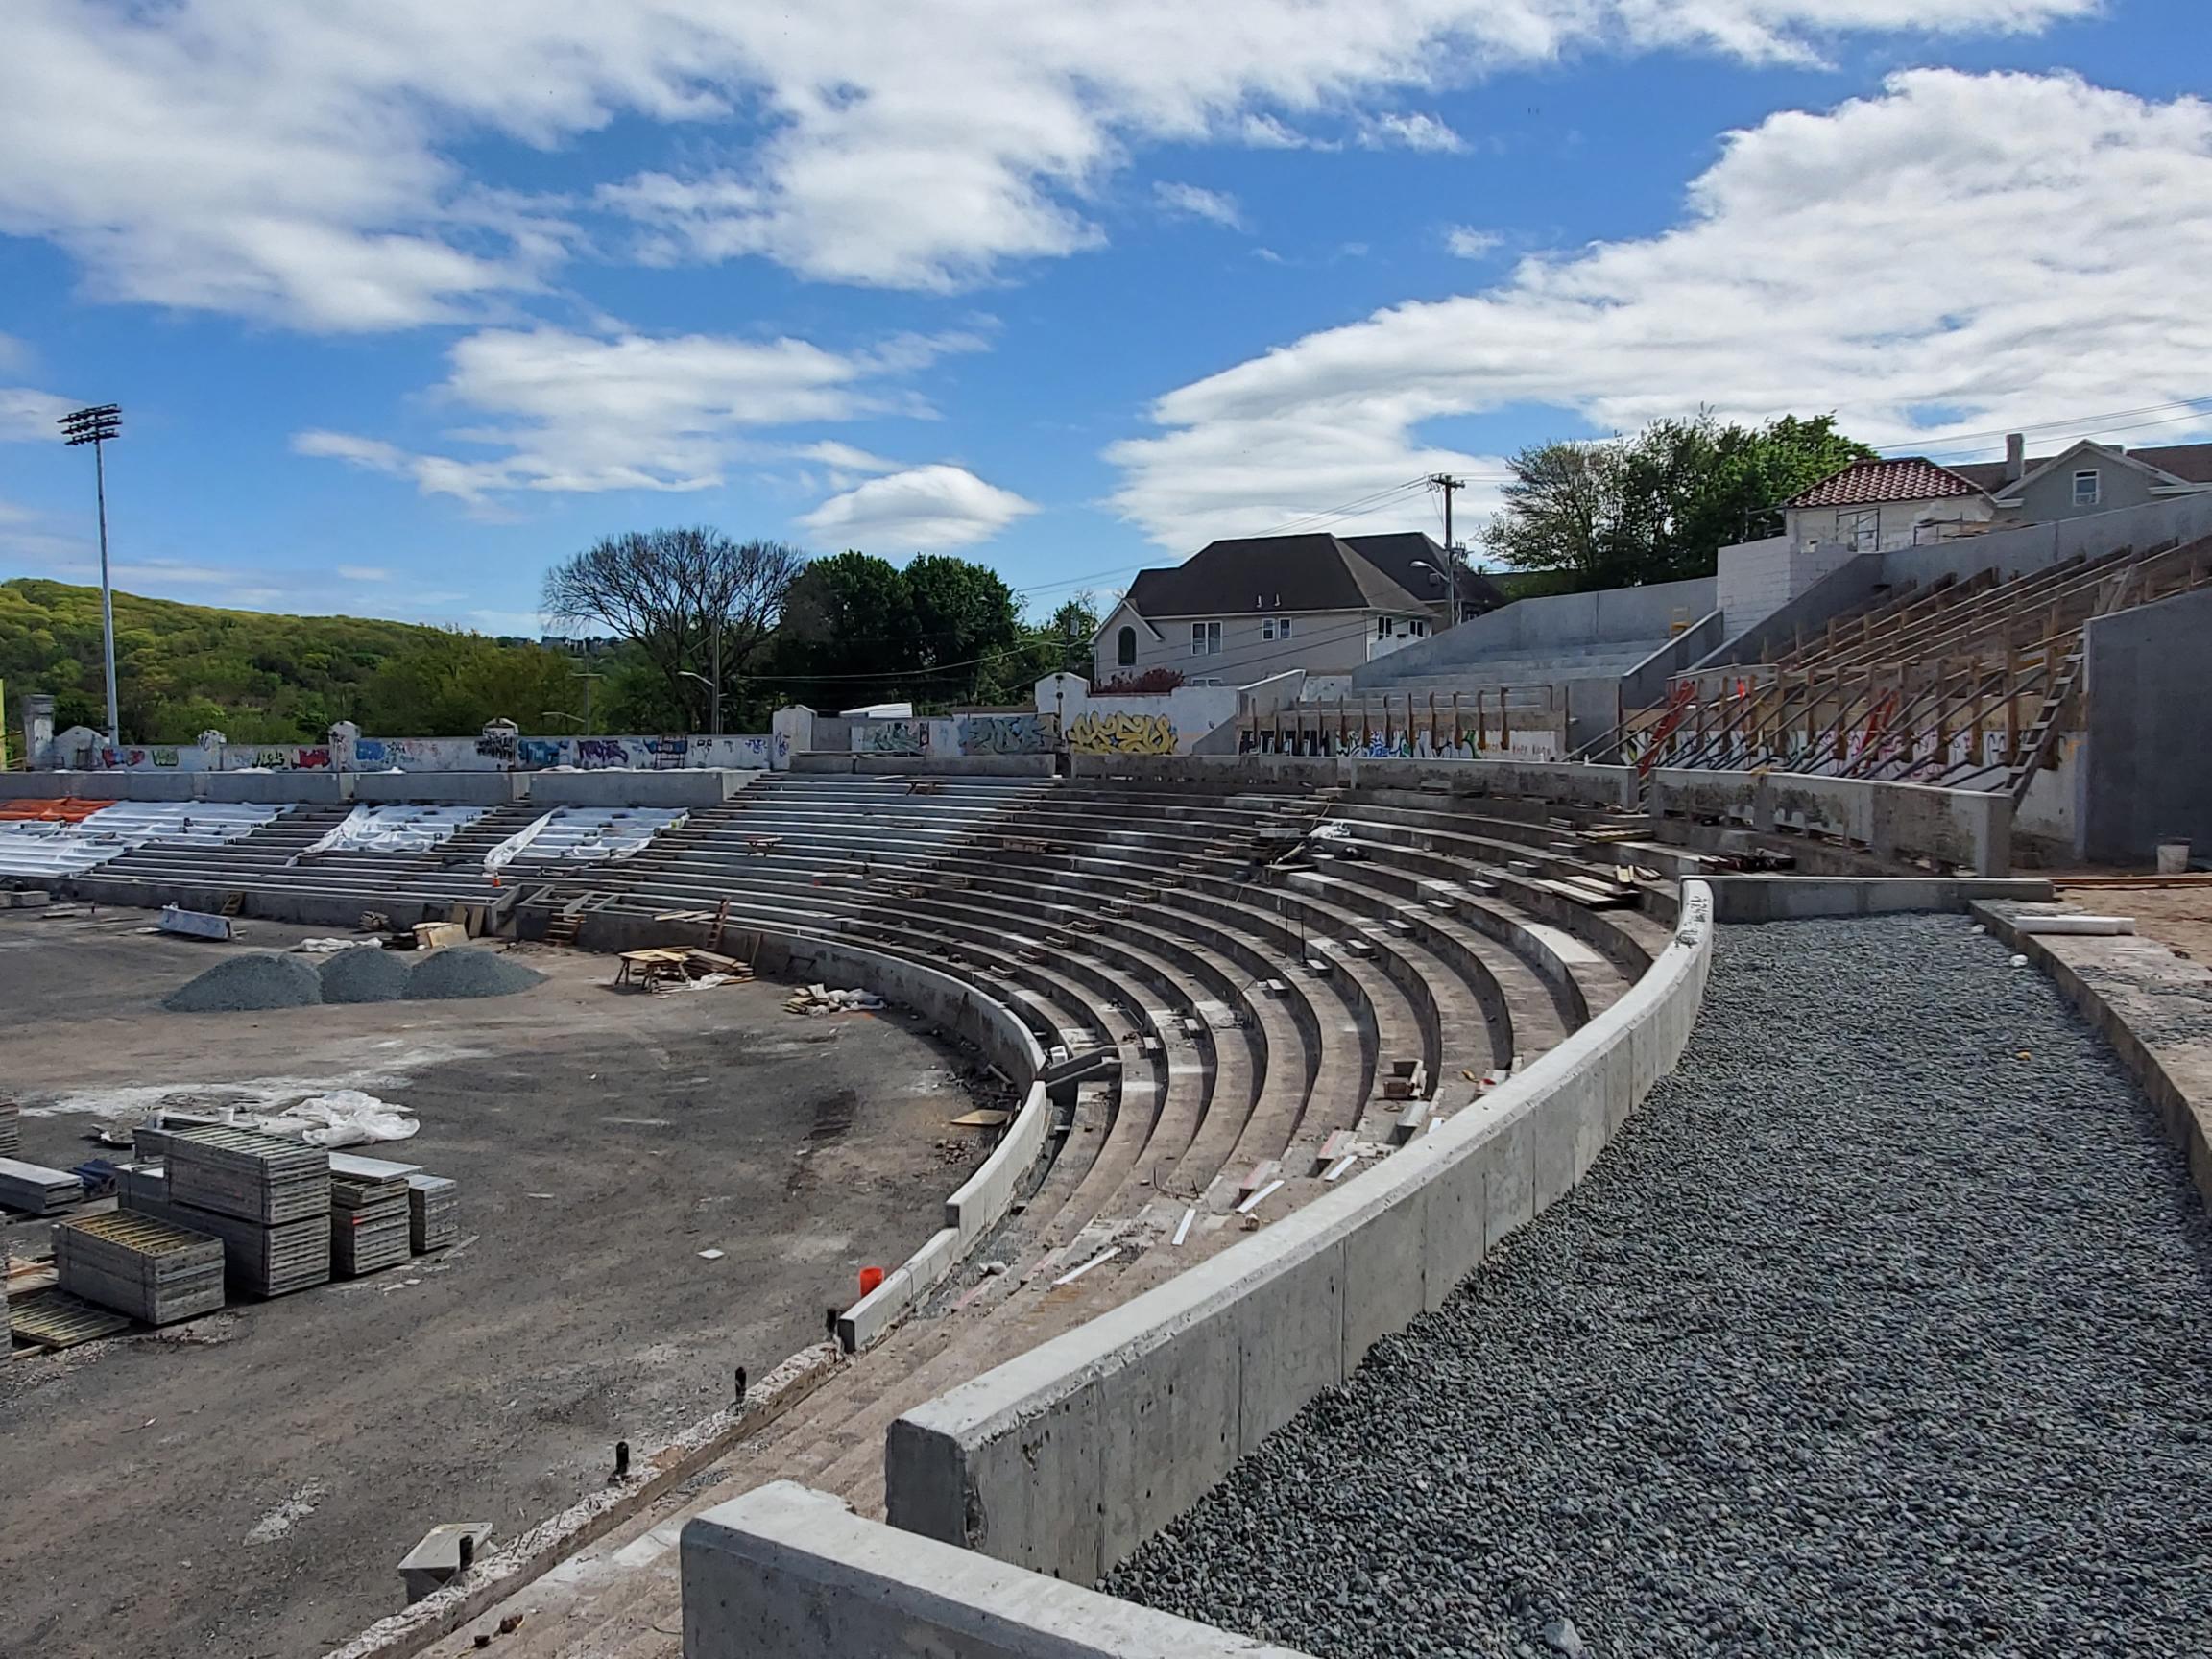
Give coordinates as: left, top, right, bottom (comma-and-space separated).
1785, 457, 1987, 509
1944, 441, 2212, 493
2129, 442, 2212, 483
1121, 533, 1432, 619
1341, 532, 1510, 612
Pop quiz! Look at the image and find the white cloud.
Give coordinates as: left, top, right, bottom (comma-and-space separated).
1, 386, 77, 441
1443, 225, 1502, 258
0, 3, 2095, 319
1358, 111, 1467, 153
1110, 71, 2212, 548
1237, 113, 1330, 150
801, 464, 1037, 550
1153, 181, 1246, 230
336, 565, 392, 581
296, 325, 980, 505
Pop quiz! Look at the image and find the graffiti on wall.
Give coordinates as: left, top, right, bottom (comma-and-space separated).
1066, 711, 1176, 755
956, 713, 1055, 756
857, 719, 931, 756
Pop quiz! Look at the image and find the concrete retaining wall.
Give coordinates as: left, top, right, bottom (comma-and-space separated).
528, 769, 745, 807
1649, 767, 2011, 876
1066, 752, 1641, 809
2080, 584, 2212, 864
683, 1482, 1316, 1659
349, 771, 527, 805
1703, 875, 2053, 923
882, 882, 1715, 1583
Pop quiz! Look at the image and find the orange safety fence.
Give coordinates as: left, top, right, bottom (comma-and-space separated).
0, 797, 112, 823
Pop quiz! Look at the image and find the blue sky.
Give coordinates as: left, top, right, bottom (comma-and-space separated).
1, 0, 2207, 634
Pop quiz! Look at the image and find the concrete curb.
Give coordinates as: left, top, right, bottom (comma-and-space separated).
883, 881, 1716, 1584
318, 1341, 843, 1659
1972, 901, 2212, 1213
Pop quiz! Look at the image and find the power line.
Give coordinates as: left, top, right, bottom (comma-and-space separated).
1877, 394, 2212, 458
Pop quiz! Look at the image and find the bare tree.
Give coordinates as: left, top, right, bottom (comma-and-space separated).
541, 529, 804, 731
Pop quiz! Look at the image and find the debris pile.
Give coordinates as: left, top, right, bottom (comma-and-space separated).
784, 984, 886, 1017
615, 946, 753, 991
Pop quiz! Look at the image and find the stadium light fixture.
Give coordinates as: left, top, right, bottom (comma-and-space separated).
59, 403, 124, 749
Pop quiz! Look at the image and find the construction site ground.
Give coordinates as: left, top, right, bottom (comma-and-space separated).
0, 908, 981, 1659
2050, 879, 2212, 964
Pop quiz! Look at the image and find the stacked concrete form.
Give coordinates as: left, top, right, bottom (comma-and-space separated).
0, 1156, 82, 1215
54, 1211, 225, 1325
0, 1099, 18, 1159
158, 1126, 331, 1296
330, 1166, 410, 1277
407, 1173, 459, 1254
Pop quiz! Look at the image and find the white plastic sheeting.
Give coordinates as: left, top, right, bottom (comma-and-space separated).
0, 802, 289, 879
302, 804, 488, 857
482, 806, 687, 872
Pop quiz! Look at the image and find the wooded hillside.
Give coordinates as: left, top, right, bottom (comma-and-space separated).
0, 579, 578, 745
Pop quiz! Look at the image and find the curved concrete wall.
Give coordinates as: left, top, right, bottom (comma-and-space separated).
883, 880, 1716, 1583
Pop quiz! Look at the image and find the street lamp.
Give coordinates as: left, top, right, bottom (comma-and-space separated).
1410, 556, 1459, 630
678, 669, 721, 736
59, 403, 123, 748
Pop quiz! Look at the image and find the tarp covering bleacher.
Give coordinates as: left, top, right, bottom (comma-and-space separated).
302, 804, 488, 857
482, 807, 686, 873
0, 802, 290, 879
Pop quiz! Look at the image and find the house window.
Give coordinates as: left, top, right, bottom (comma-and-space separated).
1115, 626, 1137, 667
1190, 621, 1221, 657
1376, 616, 1391, 639
2073, 469, 2101, 507
1408, 618, 1428, 637
1261, 616, 1293, 641
1838, 507, 1880, 553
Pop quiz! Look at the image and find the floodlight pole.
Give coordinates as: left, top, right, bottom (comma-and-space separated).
60, 404, 124, 749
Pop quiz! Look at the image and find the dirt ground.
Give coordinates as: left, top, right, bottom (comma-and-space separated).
2051, 882, 2212, 963
0, 908, 983, 1659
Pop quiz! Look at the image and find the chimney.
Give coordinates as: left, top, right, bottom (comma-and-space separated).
2005, 432, 2025, 484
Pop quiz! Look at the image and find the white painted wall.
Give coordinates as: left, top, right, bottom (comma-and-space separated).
1717, 534, 1862, 632
1784, 495, 1997, 555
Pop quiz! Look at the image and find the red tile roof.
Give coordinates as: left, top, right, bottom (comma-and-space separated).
1787, 457, 1987, 508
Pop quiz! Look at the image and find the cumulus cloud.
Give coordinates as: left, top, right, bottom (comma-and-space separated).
1110, 71, 2212, 548
801, 464, 1037, 550
1443, 226, 1502, 258
0, 385, 77, 441
297, 325, 981, 505
1153, 181, 1246, 230
0, 1, 2094, 318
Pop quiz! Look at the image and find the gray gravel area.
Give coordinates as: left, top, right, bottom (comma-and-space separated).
316, 945, 413, 1003
1109, 914, 2212, 1658
163, 950, 324, 1011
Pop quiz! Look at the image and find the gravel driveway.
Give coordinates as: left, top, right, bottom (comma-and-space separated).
1110, 913, 2212, 1659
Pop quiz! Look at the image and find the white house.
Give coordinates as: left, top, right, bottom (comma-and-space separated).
1094, 531, 1502, 687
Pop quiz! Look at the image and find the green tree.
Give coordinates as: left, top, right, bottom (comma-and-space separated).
1484, 412, 1873, 591
906, 554, 1022, 705
766, 550, 916, 710
358, 634, 578, 734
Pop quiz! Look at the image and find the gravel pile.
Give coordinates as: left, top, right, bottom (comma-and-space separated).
163, 951, 325, 1012
1109, 914, 2212, 1658
317, 946, 414, 1004
405, 947, 544, 1000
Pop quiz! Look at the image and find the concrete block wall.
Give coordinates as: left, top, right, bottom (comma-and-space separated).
1350, 575, 1718, 690
881, 883, 1715, 1584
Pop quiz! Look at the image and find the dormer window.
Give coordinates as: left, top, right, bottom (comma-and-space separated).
2073, 469, 2101, 506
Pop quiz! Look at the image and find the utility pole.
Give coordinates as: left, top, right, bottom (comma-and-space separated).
60, 404, 124, 748
1429, 473, 1462, 625
570, 668, 604, 734
709, 612, 723, 738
